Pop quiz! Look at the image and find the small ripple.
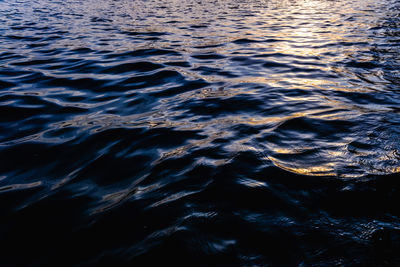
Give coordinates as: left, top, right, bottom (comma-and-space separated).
100, 61, 164, 74
0, 181, 43, 193
191, 53, 226, 60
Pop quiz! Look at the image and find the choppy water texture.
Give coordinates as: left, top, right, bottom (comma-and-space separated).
1, 0, 400, 265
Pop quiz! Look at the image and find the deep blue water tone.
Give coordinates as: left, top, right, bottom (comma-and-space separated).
1, 0, 400, 265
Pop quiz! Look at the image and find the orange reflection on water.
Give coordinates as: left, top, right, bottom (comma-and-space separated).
267, 155, 337, 176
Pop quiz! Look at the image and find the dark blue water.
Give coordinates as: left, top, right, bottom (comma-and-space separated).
1, 0, 400, 265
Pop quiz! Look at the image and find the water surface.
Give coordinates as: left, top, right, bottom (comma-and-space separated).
1, 0, 400, 265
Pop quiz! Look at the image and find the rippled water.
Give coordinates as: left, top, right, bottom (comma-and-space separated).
1, 0, 400, 265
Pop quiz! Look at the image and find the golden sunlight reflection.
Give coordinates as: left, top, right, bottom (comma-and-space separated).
267, 155, 337, 176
